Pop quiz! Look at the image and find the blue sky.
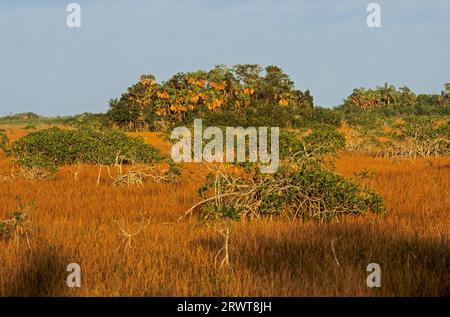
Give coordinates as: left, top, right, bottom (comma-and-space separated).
0, 0, 449, 116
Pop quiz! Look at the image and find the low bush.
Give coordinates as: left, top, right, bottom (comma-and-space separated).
11, 127, 162, 171
309, 107, 343, 127
0, 131, 9, 152
379, 117, 450, 157
198, 163, 385, 222
191, 129, 384, 222
343, 116, 450, 158
0, 112, 40, 121
279, 127, 346, 161
60, 113, 111, 129
0, 196, 34, 249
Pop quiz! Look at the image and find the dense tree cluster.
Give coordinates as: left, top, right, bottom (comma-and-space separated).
343, 83, 450, 111
107, 64, 314, 131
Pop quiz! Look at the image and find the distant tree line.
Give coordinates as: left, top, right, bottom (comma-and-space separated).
338, 83, 450, 115
2, 71, 448, 131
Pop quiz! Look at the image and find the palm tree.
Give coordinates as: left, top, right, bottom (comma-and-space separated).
399, 86, 416, 106
443, 83, 450, 104
379, 83, 398, 107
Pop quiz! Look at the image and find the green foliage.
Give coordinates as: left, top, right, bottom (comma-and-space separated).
199, 163, 385, 222
12, 127, 162, 171
386, 117, 450, 157
310, 107, 343, 127
107, 64, 314, 131
343, 114, 450, 157
336, 104, 381, 128
60, 113, 111, 129
393, 117, 449, 140
201, 99, 306, 128
0, 196, 35, 243
167, 159, 182, 178
0, 131, 9, 152
279, 128, 346, 163
340, 83, 450, 115
195, 127, 384, 222
0, 112, 40, 121
0, 112, 85, 127
23, 124, 36, 130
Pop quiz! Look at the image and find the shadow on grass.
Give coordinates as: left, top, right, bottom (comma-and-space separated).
193, 222, 449, 296
2, 244, 70, 296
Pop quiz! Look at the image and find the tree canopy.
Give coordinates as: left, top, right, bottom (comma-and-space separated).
108, 64, 314, 131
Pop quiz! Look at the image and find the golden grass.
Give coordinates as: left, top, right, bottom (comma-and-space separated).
0, 128, 448, 296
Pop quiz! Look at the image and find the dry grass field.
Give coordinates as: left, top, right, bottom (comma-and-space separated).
0, 126, 449, 296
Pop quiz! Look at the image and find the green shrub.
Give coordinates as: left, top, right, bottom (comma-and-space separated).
278, 128, 346, 164
12, 127, 162, 171
0, 112, 40, 121
394, 117, 449, 140
198, 163, 385, 222
0, 131, 9, 152
192, 127, 384, 222
0, 196, 35, 244
61, 112, 111, 129
310, 107, 343, 127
